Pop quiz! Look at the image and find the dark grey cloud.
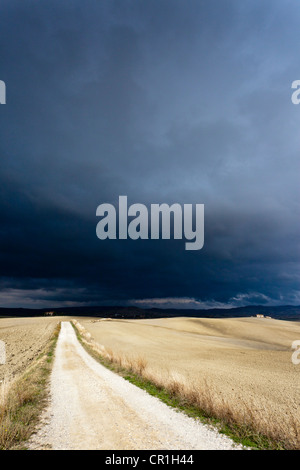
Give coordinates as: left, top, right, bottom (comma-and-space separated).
0, 0, 299, 308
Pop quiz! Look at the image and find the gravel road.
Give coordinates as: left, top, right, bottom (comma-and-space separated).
29, 321, 241, 450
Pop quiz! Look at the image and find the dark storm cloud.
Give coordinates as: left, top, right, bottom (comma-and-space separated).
0, 0, 299, 308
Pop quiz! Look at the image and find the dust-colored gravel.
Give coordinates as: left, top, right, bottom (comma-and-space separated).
29, 322, 241, 450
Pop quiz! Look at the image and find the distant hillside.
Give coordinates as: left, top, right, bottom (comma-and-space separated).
0, 304, 300, 321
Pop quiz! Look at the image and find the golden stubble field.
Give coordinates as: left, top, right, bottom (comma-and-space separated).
0, 316, 63, 385
78, 315, 300, 445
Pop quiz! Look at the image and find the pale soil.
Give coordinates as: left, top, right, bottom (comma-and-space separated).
29, 322, 240, 450
0, 316, 63, 385
78, 316, 300, 430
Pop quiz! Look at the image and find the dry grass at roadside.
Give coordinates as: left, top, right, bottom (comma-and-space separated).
0, 322, 61, 450
72, 319, 300, 450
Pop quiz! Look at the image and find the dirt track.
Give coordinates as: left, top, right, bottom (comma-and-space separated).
29, 322, 240, 450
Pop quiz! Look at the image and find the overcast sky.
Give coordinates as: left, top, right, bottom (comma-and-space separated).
0, 0, 299, 309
